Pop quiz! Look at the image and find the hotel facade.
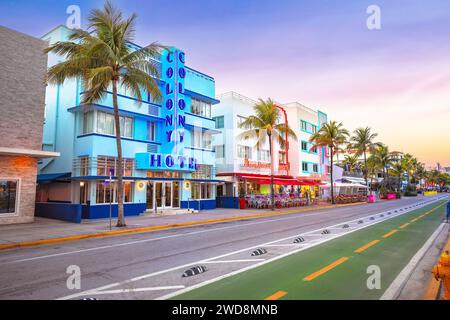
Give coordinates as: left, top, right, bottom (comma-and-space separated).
212, 92, 330, 207
37, 25, 220, 222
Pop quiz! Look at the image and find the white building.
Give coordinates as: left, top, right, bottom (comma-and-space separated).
212, 92, 330, 207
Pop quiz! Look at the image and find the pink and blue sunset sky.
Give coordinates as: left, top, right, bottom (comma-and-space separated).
1, 0, 449, 166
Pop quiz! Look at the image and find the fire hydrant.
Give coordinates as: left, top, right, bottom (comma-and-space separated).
432, 250, 450, 300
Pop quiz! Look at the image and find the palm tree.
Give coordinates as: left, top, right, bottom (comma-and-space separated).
413, 162, 426, 184
390, 160, 405, 191
401, 153, 417, 184
238, 98, 297, 210
309, 121, 349, 204
371, 144, 394, 189
45, 1, 163, 227
365, 154, 382, 188
342, 154, 360, 173
348, 127, 381, 186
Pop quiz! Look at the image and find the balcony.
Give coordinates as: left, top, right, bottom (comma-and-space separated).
72, 156, 135, 178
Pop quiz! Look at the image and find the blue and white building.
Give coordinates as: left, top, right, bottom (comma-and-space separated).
37, 25, 220, 221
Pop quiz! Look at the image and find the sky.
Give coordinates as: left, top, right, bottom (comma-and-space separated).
1, 0, 449, 167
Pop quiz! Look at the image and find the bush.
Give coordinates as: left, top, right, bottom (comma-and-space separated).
404, 184, 417, 196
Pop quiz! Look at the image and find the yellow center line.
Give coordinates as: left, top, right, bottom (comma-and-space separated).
303, 257, 349, 281
382, 229, 398, 238
264, 290, 287, 300
354, 240, 380, 253
410, 218, 419, 223
399, 223, 410, 229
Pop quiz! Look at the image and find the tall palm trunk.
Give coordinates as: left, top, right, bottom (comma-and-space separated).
330, 146, 335, 204
268, 132, 275, 211
112, 80, 126, 227
363, 149, 368, 186
384, 166, 389, 189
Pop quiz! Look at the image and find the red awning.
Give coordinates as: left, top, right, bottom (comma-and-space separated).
238, 174, 324, 186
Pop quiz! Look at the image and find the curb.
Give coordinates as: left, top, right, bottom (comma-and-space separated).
423, 228, 450, 300
0, 201, 366, 251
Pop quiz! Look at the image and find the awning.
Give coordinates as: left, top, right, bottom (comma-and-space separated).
189, 179, 225, 183
0, 147, 59, 158
37, 172, 71, 182
238, 174, 323, 186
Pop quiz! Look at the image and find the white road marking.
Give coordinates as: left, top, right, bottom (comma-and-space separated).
57, 196, 446, 300
264, 244, 299, 247
0, 210, 332, 265
202, 259, 266, 264
87, 286, 186, 296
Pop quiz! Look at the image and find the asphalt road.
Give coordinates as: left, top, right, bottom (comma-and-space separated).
0, 195, 446, 300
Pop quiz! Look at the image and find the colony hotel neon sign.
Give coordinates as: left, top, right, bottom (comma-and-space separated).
135, 48, 198, 171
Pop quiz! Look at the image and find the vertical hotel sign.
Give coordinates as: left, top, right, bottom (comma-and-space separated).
136, 48, 197, 171
161, 48, 196, 170
317, 111, 328, 174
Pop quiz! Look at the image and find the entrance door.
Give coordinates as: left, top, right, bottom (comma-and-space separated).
172, 182, 180, 208
147, 181, 180, 210
164, 182, 172, 208
146, 182, 154, 210
155, 182, 163, 208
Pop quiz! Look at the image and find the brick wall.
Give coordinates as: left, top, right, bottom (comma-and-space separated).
0, 26, 48, 150
0, 156, 37, 224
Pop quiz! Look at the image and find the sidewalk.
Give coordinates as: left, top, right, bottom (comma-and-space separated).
397, 222, 450, 300
0, 202, 363, 250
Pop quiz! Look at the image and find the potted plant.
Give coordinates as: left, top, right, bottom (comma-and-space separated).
238, 187, 247, 209
379, 185, 387, 199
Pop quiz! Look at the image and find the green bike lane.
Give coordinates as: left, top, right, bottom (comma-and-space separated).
173, 199, 448, 300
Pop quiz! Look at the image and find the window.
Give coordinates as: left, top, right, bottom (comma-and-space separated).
123, 158, 134, 176
192, 165, 213, 179
119, 115, 133, 138
82, 111, 94, 134
214, 145, 225, 158
191, 182, 213, 199
301, 141, 317, 153
96, 111, 133, 138
0, 180, 18, 214
302, 162, 308, 172
97, 111, 115, 136
123, 182, 133, 203
147, 121, 156, 141
257, 149, 270, 162
191, 98, 211, 118
96, 156, 134, 176
204, 134, 212, 150
313, 164, 319, 173
79, 156, 89, 176
213, 116, 224, 129
237, 115, 247, 127
191, 130, 212, 150
301, 141, 308, 151
237, 145, 252, 159
96, 181, 134, 204
300, 120, 317, 134
279, 151, 286, 164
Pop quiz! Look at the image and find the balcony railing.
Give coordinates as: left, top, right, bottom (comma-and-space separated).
72, 156, 135, 177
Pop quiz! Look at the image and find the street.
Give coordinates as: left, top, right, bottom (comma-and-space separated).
0, 195, 447, 300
